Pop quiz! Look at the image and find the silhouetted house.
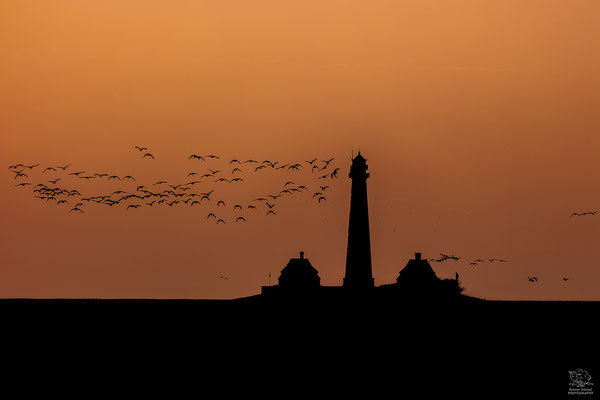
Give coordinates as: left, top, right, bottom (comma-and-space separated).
397, 253, 439, 286
279, 251, 320, 289
396, 253, 462, 296
261, 252, 321, 296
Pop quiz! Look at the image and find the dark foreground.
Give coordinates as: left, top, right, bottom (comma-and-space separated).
3, 296, 598, 397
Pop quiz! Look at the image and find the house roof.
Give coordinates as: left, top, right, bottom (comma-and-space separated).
279, 252, 320, 281
398, 253, 440, 283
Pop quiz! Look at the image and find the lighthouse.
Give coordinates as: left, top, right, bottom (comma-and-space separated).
343, 152, 374, 289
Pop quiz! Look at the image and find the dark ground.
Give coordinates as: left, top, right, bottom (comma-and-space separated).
2, 296, 598, 397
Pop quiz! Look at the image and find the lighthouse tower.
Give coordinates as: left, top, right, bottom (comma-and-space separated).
343, 152, 374, 289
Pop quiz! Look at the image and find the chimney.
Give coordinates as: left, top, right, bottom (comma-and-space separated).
415, 252, 421, 261
300, 251, 304, 259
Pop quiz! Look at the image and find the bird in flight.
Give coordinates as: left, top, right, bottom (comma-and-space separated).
244, 159, 258, 164
56, 164, 71, 170
489, 258, 507, 263
69, 207, 84, 213
266, 210, 276, 216
13, 171, 28, 179
143, 153, 155, 159
127, 205, 141, 210
230, 159, 241, 164
233, 204, 242, 210
215, 178, 230, 183
207, 213, 216, 219
48, 178, 61, 184
265, 202, 277, 209
57, 200, 69, 205
15, 182, 31, 187
235, 217, 246, 222
306, 158, 317, 165
189, 154, 205, 160
231, 168, 242, 174
231, 177, 244, 182
217, 200, 226, 207
135, 146, 148, 151
216, 219, 226, 224
330, 168, 340, 178
107, 175, 120, 181
562, 277, 569, 281
205, 155, 219, 159
317, 196, 326, 203
123, 175, 136, 180
528, 276, 538, 282
43, 167, 57, 173
322, 158, 335, 168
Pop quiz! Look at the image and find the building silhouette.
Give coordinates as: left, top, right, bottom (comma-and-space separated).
394, 252, 462, 297
277, 251, 320, 290
343, 152, 374, 289
397, 252, 439, 286
260, 152, 462, 300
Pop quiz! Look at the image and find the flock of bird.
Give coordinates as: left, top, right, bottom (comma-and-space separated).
426, 205, 599, 283
570, 210, 598, 217
428, 252, 570, 284
8, 146, 341, 226
8, 147, 588, 286
428, 253, 506, 265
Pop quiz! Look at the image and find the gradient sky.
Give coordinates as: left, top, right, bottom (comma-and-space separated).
2, 0, 599, 300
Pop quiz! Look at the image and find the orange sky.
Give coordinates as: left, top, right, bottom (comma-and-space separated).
1, 0, 599, 300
